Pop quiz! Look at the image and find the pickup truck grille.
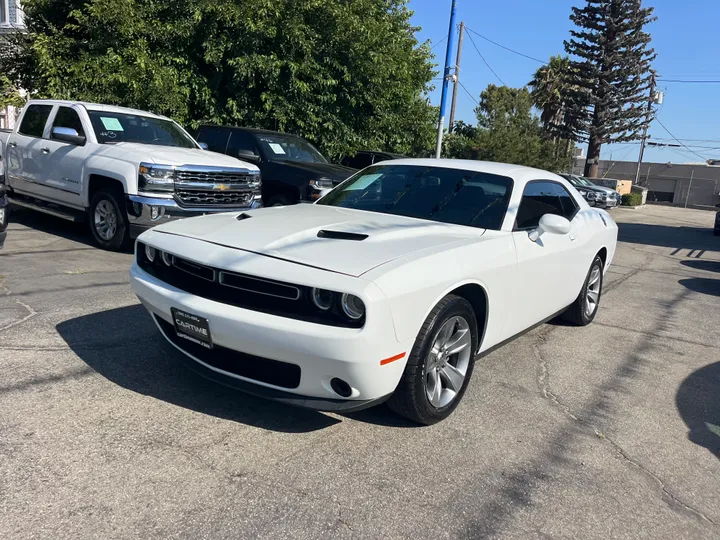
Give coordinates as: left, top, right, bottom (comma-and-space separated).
173, 167, 260, 207
175, 190, 254, 206
175, 170, 256, 184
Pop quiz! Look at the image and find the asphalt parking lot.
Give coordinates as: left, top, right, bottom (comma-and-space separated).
1, 204, 718, 539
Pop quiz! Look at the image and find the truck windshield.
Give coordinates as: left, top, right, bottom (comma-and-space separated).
88, 111, 197, 148
253, 133, 328, 164
317, 164, 513, 231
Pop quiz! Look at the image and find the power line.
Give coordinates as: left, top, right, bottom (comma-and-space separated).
465, 27, 544, 64
658, 79, 720, 84
465, 31, 506, 86
457, 80, 479, 105
430, 35, 447, 50
654, 117, 710, 162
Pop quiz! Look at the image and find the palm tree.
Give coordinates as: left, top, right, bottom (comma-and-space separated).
529, 55, 581, 164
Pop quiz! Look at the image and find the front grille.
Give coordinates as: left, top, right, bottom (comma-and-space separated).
137, 245, 364, 329
175, 170, 257, 184
176, 190, 254, 206
155, 315, 301, 389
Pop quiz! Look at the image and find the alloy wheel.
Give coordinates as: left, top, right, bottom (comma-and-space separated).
425, 316, 472, 408
585, 265, 602, 317
94, 200, 118, 241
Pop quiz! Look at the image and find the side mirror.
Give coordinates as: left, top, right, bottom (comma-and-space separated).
236, 149, 261, 164
51, 126, 86, 146
198, 142, 209, 150
528, 214, 571, 242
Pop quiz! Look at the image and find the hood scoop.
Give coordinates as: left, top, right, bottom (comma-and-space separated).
236, 213, 252, 221
317, 230, 368, 241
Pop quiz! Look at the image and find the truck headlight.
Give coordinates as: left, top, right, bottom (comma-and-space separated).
138, 163, 175, 193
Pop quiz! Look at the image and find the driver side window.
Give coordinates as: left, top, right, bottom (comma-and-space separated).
515, 181, 578, 230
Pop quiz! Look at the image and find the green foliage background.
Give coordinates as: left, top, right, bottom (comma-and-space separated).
4, 0, 438, 157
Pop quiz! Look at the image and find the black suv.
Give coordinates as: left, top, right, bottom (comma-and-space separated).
196, 126, 354, 206
340, 150, 407, 170
715, 204, 720, 236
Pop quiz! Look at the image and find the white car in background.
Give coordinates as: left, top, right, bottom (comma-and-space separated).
130, 160, 618, 424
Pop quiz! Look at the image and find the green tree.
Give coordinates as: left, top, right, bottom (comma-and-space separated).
5, 0, 437, 157
473, 85, 570, 172
564, 0, 657, 177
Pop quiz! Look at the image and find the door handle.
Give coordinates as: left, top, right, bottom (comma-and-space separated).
41, 147, 50, 154
8, 141, 16, 148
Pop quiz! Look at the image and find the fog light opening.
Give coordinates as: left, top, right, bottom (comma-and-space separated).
330, 378, 352, 398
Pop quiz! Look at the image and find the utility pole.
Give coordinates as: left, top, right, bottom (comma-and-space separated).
448, 22, 465, 133
435, 0, 457, 159
634, 72, 658, 185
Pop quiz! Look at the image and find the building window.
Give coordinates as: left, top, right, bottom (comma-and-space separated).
0, 1, 8, 25
15, 0, 23, 27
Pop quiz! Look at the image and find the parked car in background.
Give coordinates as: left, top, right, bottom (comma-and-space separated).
340, 150, 407, 170
585, 177, 624, 206
0, 100, 261, 250
714, 204, 720, 236
131, 159, 618, 425
0, 144, 7, 249
561, 174, 620, 208
196, 126, 355, 206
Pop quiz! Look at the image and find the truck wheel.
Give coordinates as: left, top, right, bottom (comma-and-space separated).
88, 189, 129, 251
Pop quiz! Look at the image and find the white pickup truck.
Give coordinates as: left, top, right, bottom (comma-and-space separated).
0, 100, 261, 250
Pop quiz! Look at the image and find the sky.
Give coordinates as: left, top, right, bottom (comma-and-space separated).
408, 0, 720, 165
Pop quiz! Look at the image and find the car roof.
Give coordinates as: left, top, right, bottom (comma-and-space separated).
199, 125, 305, 139
379, 158, 565, 181
26, 99, 170, 120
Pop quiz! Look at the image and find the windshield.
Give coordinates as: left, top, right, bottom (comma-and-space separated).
318, 164, 513, 230
577, 177, 596, 187
254, 133, 328, 164
88, 111, 197, 148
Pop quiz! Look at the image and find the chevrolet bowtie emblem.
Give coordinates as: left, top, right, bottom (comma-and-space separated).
214, 184, 231, 191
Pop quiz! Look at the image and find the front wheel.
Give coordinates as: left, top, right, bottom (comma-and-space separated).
561, 255, 604, 326
388, 295, 478, 425
88, 189, 129, 251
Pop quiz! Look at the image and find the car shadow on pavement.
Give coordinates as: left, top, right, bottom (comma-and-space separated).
680, 260, 720, 273
618, 222, 718, 254
8, 207, 133, 253
55, 304, 342, 433
678, 277, 720, 297
676, 362, 720, 459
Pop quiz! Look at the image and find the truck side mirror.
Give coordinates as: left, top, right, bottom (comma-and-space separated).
51, 127, 86, 146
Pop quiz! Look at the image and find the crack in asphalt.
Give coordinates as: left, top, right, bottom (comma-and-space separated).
533, 321, 718, 528
0, 276, 38, 333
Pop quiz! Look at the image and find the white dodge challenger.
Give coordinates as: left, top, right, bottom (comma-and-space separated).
130, 159, 618, 424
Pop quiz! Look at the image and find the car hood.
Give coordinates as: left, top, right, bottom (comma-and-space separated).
269, 161, 355, 182
93, 143, 259, 171
152, 204, 484, 277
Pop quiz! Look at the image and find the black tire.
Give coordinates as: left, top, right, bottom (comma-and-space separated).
561, 255, 604, 326
266, 194, 294, 207
388, 294, 479, 425
88, 188, 129, 251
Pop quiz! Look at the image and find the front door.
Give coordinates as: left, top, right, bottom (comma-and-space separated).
40, 106, 89, 208
506, 180, 584, 336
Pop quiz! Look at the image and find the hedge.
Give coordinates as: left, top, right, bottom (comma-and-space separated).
622, 192, 643, 207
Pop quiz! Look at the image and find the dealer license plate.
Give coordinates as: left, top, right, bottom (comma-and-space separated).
171, 308, 213, 349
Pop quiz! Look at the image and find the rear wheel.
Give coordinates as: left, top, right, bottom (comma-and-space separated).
562, 255, 604, 326
388, 295, 478, 425
88, 189, 129, 251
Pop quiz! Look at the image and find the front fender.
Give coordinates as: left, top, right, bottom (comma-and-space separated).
82, 155, 136, 206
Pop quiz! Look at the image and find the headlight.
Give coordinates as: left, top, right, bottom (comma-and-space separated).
309, 178, 335, 189
138, 162, 175, 193
311, 288, 334, 311
145, 244, 157, 263
340, 293, 365, 320
161, 251, 173, 266
585, 192, 596, 200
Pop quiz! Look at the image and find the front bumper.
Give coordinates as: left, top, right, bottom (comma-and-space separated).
126, 194, 262, 237
130, 260, 411, 408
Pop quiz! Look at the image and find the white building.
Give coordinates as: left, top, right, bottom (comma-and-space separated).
0, 1, 26, 129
